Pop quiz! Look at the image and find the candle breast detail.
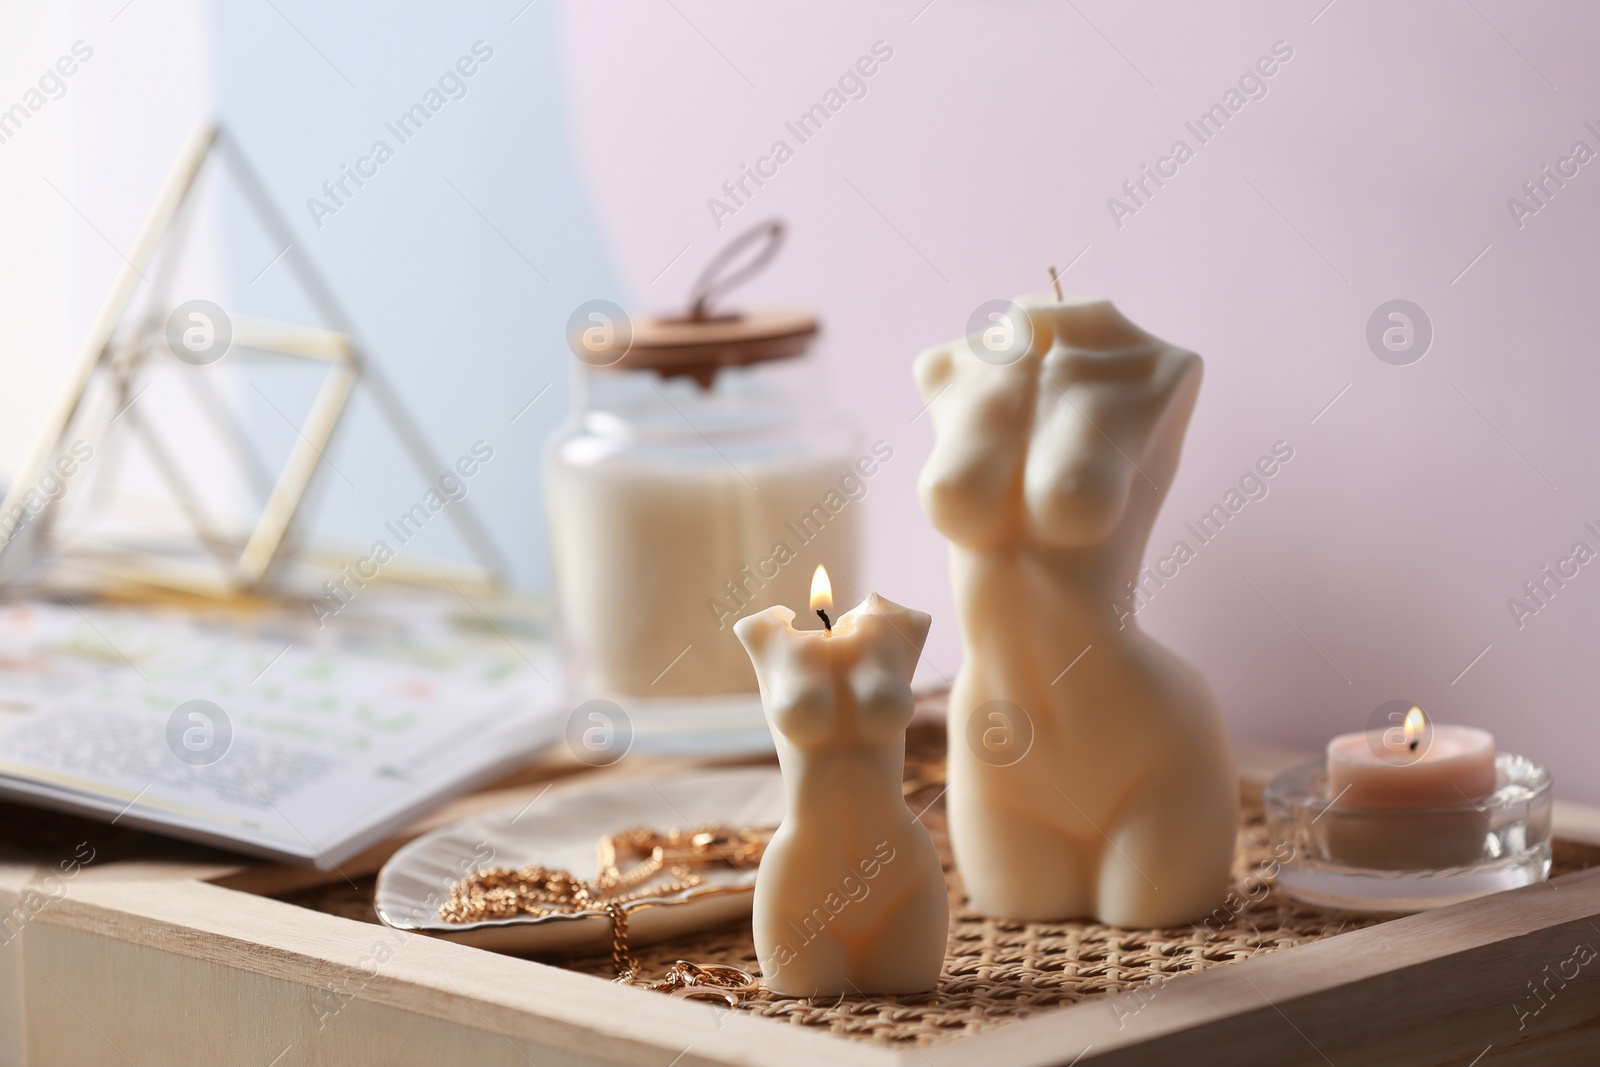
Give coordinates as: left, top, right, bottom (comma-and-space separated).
916, 294, 1237, 927
734, 592, 948, 996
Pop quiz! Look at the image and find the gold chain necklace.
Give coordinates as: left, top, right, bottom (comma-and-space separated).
440, 825, 771, 1003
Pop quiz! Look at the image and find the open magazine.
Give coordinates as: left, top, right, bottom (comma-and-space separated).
0, 594, 562, 868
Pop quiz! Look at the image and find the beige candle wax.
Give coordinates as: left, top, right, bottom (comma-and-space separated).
916, 290, 1237, 927
547, 449, 860, 696
1327, 708, 1497, 808
733, 569, 948, 996
1324, 707, 1498, 868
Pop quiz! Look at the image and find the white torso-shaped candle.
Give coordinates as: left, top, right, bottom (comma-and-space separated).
734, 594, 948, 995
916, 294, 1237, 927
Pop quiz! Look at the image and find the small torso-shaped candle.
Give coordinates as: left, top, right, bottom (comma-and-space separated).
734, 592, 948, 996
916, 294, 1237, 927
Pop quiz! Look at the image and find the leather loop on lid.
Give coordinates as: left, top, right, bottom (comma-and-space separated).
688, 219, 785, 320
580, 219, 818, 387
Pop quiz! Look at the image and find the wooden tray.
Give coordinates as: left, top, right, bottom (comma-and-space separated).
4, 733, 1599, 1066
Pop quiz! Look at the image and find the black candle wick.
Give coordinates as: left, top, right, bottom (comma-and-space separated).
816, 608, 832, 634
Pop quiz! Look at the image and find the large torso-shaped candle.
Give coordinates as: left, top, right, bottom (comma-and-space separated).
734, 593, 947, 995
916, 295, 1236, 927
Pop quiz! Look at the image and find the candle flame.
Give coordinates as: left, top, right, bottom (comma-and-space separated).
809, 565, 833, 613
1403, 706, 1426, 751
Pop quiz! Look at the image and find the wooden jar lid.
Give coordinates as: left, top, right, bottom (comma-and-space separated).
573, 220, 816, 387
585, 307, 819, 388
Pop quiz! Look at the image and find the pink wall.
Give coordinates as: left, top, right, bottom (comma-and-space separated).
560, 1, 1600, 801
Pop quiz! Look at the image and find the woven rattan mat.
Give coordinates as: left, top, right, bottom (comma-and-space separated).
280, 724, 1600, 1048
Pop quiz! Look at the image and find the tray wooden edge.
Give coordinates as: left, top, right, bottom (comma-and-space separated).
28, 876, 892, 1067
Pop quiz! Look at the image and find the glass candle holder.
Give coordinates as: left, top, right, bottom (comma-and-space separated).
1264, 753, 1552, 914
545, 305, 863, 720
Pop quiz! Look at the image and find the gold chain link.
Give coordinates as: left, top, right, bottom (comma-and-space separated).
440, 824, 771, 1003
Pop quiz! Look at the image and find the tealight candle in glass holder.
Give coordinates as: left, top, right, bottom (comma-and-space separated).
1266, 705, 1552, 913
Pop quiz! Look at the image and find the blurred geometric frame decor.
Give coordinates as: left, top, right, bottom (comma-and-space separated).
0, 124, 508, 600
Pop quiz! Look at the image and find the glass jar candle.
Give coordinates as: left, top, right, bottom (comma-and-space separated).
545, 304, 863, 707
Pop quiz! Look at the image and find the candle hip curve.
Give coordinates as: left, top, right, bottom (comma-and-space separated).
916, 294, 1237, 926
734, 593, 948, 995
